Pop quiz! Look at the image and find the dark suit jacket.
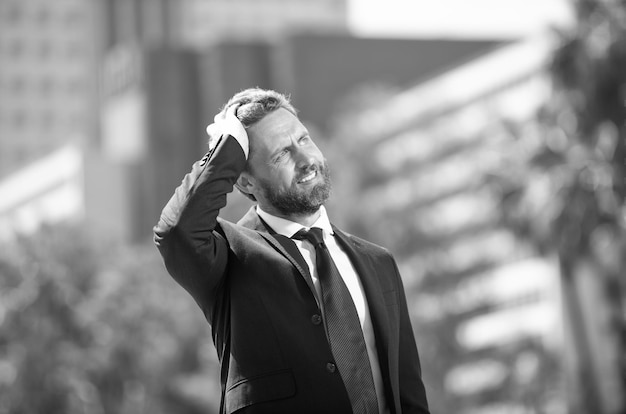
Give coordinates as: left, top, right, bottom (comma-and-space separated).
154, 134, 430, 414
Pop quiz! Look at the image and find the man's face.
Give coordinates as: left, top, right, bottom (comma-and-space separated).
244, 108, 331, 217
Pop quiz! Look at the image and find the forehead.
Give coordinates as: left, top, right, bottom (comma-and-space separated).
247, 108, 306, 153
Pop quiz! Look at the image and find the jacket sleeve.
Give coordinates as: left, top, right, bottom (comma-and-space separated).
153, 135, 247, 318
394, 259, 431, 414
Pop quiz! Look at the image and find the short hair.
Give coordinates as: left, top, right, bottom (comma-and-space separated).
222, 88, 298, 202
223, 88, 298, 128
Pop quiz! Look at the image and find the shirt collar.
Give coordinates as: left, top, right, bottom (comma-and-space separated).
256, 205, 334, 239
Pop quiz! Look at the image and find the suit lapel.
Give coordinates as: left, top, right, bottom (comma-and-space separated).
332, 227, 391, 371
238, 208, 394, 404
238, 207, 391, 349
238, 206, 319, 305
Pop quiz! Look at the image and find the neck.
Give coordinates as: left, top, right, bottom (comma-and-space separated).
259, 203, 322, 227
288, 211, 321, 228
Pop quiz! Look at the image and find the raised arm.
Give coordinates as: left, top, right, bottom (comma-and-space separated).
153, 106, 248, 317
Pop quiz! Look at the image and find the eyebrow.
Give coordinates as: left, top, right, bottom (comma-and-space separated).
270, 130, 310, 159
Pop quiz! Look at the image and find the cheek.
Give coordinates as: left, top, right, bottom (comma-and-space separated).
277, 170, 296, 186
277, 164, 301, 186
260, 165, 291, 188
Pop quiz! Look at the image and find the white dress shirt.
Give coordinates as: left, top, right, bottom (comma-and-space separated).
257, 205, 389, 414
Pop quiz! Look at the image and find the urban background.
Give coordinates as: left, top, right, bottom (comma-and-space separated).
0, 0, 624, 413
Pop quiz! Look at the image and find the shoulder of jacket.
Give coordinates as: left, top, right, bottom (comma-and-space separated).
336, 228, 392, 257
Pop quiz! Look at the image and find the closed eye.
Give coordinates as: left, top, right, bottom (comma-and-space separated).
273, 149, 289, 163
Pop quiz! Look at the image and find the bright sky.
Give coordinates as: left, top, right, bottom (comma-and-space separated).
347, 0, 574, 39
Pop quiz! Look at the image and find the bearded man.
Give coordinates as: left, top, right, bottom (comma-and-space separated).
154, 88, 430, 414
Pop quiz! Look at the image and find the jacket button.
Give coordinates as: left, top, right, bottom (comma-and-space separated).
311, 314, 322, 325
326, 362, 336, 373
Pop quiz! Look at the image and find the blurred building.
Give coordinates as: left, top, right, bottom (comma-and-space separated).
102, 0, 348, 50
0, 0, 99, 178
0, 0, 347, 237
90, 33, 500, 243
88, 47, 202, 242
335, 34, 623, 414
6, 2, 617, 413
0, 144, 84, 241
177, 0, 347, 48
345, 36, 563, 413
279, 35, 503, 132
89, 30, 623, 414
202, 34, 502, 132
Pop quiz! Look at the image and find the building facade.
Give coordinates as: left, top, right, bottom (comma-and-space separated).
101, 0, 347, 50
0, 0, 98, 178
327, 34, 623, 414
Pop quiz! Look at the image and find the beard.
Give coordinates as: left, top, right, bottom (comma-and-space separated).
259, 162, 332, 216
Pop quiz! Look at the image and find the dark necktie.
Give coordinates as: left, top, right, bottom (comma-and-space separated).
292, 227, 379, 414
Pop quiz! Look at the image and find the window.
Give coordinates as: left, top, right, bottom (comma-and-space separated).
8, 38, 24, 58
39, 77, 53, 96
65, 8, 84, 27
67, 111, 83, 129
40, 110, 55, 129
66, 78, 84, 95
5, 2, 23, 23
10, 77, 25, 94
14, 146, 32, 164
13, 110, 25, 128
38, 41, 52, 59
36, 6, 51, 25
66, 42, 83, 59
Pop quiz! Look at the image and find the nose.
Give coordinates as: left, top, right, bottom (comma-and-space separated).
294, 147, 318, 170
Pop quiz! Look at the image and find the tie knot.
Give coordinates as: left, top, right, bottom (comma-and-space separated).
292, 227, 325, 247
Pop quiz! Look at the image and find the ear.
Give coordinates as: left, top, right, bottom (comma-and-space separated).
235, 171, 256, 199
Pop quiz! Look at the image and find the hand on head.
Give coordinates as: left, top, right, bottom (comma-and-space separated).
205, 104, 245, 151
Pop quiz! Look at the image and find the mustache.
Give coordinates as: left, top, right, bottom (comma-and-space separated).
295, 161, 328, 181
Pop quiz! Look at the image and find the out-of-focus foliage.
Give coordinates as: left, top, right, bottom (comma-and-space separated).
490, 0, 626, 411
0, 225, 220, 414
495, 0, 625, 262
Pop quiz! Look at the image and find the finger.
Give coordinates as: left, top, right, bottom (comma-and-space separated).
225, 103, 240, 119
206, 122, 219, 137
205, 123, 220, 150
213, 103, 239, 124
